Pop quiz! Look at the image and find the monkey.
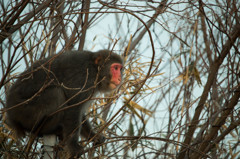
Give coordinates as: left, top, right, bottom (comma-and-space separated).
4, 50, 123, 158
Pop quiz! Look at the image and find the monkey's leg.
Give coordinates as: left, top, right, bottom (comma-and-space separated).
61, 108, 83, 158
31, 87, 66, 135
4, 117, 26, 139
5, 87, 65, 139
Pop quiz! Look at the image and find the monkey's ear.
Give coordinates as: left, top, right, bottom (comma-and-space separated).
94, 55, 102, 65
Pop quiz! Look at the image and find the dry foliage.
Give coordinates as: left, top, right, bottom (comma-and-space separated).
0, 0, 240, 158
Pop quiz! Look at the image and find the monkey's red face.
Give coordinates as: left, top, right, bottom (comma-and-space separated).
109, 63, 123, 90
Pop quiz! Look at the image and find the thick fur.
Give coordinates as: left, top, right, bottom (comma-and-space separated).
5, 50, 123, 157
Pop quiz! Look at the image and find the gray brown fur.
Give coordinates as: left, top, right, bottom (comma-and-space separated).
5, 50, 123, 157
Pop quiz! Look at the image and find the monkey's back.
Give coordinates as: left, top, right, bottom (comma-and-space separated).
5, 51, 98, 138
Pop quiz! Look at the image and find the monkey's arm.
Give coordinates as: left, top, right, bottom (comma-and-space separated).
80, 115, 105, 144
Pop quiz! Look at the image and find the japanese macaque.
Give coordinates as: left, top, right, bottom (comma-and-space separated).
5, 50, 123, 158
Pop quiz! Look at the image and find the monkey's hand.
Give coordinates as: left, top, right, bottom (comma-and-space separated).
92, 133, 106, 145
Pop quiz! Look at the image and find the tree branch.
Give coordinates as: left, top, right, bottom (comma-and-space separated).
0, 0, 52, 44
177, 23, 240, 159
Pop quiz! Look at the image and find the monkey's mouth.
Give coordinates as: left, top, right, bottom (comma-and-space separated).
109, 82, 119, 89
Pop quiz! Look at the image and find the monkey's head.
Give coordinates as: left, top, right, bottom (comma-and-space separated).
93, 50, 123, 92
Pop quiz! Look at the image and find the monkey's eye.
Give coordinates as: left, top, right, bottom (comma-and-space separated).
114, 66, 118, 70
